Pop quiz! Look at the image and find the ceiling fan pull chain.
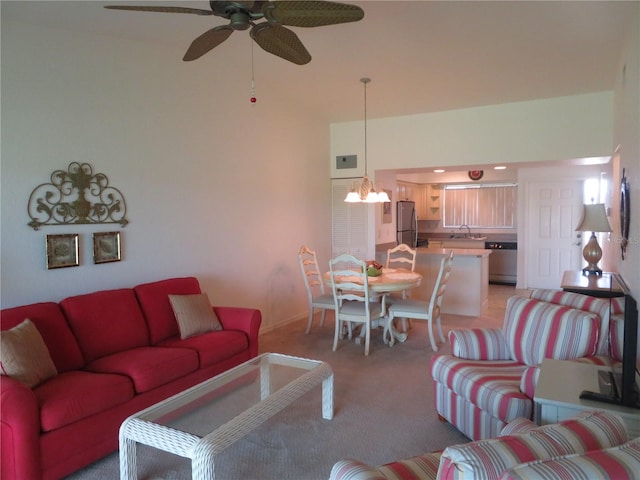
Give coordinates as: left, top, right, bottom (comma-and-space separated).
250, 40, 257, 104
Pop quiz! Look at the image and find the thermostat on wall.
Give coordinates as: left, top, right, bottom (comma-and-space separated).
336, 155, 357, 169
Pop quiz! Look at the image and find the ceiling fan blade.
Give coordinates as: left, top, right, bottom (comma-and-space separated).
183, 26, 234, 61
262, 1, 364, 27
250, 23, 311, 65
104, 5, 214, 15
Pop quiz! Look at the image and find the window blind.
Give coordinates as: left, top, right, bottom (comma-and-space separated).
443, 184, 517, 228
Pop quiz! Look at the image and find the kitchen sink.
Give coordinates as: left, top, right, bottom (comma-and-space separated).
449, 235, 486, 240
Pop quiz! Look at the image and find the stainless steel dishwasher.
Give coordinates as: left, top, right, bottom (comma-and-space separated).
485, 241, 517, 285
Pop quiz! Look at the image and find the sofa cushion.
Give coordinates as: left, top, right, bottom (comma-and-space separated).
529, 289, 613, 356
85, 346, 199, 393
34, 370, 134, 432
1, 302, 84, 372
437, 410, 628, 480
0, 319, 57, 388
499, 436, 640, 480
503, 297, 599, 365
134, 277, 202, 344
159, 330, 248, 368
61, 288, 150, 363
169, 293, 222, 339
431, 355, 530, 423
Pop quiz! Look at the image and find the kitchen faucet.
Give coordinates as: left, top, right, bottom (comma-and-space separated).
459, 224, 471, 238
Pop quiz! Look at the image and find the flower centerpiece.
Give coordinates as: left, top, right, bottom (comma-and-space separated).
365, 260, 383, 277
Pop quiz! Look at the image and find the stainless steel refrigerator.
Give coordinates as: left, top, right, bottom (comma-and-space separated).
396, 200, 417, 248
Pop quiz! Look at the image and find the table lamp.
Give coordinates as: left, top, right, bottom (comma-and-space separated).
575, 203, 612, 276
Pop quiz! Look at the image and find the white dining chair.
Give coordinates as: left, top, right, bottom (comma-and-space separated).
385, 243, 417, 272
385, 243, 417, 331
298, 246, 335, 334
385, 250, 454, 351
329, 253, 387, 356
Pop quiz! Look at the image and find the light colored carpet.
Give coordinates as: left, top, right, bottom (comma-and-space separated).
67, 311, 506, 480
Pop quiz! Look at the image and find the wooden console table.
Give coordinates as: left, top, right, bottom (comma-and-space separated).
561, 271, 625, 298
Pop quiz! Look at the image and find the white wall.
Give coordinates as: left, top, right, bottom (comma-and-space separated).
0, 20, 332, 333
612, 6, 640, 302
330, 92, 613, 179
331, 93, 615, 257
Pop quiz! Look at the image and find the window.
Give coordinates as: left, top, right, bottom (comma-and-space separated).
443, 183, 517, 228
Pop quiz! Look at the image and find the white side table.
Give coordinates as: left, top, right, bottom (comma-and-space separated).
534, 358, 640, 438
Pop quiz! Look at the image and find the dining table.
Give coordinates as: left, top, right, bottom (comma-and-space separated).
323, 267, 423, 345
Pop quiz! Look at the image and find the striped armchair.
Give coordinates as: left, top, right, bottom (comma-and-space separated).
430, 290, 623, 441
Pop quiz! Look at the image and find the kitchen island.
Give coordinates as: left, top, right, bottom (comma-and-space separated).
376, 245, 491, 317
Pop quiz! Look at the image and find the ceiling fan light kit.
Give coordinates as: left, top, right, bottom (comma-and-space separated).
105, 1, 364, 65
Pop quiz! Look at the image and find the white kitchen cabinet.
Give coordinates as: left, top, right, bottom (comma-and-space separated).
424, 184, 442, 221
397, 181, 428, 219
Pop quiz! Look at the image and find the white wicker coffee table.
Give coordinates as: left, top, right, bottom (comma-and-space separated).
119, 352, 333, 479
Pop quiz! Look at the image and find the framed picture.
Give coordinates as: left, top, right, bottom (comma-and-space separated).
46, 234, 79, 269
93, 231, 121, 264
382, 189, 392, 223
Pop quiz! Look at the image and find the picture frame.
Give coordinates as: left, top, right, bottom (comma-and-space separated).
93, 231, 121, 264
382, 189, 392, 223
46, 234, 79, 269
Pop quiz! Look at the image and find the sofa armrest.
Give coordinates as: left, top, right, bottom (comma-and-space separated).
0, 376, 42, 480
519, 365, 540, 399
449, 328, 511, 360
329, 453, 442, 480
329, 459, 387, 480
214, 306, 262, 357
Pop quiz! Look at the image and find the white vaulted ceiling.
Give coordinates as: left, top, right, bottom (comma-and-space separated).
2, 1, 635, 123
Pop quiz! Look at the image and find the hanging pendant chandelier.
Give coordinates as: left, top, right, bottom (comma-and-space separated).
344, 78, 390, 203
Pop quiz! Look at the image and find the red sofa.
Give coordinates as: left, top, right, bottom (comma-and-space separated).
0, 277, 262, 480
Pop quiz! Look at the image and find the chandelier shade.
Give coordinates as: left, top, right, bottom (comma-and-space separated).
344, 78, 390, 204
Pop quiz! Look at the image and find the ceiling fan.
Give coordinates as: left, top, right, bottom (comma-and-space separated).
104, 1, 364, 65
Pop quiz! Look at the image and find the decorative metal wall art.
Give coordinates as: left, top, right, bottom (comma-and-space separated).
93, 231, 122, 264
468, 170, 484, 181
46, 234, 79, 269
620, 168, 630, 260
28, 163, 128, 230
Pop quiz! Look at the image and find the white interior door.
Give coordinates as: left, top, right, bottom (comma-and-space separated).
526, 180, 583, 288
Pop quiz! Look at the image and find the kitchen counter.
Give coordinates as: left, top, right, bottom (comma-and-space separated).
376, 246, 491, 316
416, 247, 491, 257
376, 244, 491, 257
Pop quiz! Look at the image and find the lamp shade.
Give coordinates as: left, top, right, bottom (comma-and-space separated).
575, 204, 612, 233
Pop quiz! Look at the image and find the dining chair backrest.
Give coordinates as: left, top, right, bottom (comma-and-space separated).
298, 245, 326, 299
386, 243, 417, 271
298, 245, 336, 334
386, 249, 453, 351
329, 253, 384, 355
429, 249, 454, 318
329, 253, 372, 308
